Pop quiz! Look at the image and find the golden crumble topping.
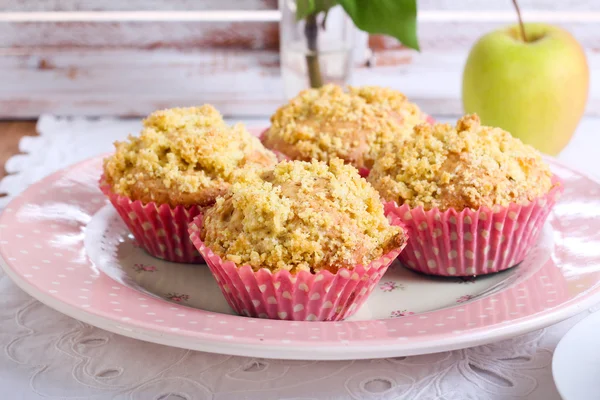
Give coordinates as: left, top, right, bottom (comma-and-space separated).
201, 158, 406, 274
349, 85, 426, 130
262, 84, 425, 170
368, 114, 554, 211
103, 105, 277, 207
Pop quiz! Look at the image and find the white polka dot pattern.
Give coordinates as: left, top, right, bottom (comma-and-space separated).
100, 181, 204, 264
384, 179, 563, 277
189, 214, 406, 322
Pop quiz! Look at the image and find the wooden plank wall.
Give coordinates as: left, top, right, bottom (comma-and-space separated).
0, 0, 598, 117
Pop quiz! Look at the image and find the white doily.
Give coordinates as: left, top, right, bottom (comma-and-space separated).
1, 115, 599, 400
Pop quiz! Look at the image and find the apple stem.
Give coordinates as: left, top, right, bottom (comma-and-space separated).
511, 0, 528, 42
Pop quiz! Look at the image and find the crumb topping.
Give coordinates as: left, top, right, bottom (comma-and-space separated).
201, 158, 406, 274
262, 84, 425, 170
350, 85, 426, 130
368, 114, 554, 211
103, 105, 277, 207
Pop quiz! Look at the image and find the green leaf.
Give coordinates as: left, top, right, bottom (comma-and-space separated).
339, 0, 419, 51
296, 0, 339, 20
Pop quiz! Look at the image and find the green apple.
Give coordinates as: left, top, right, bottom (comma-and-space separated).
462, 23, 589, 155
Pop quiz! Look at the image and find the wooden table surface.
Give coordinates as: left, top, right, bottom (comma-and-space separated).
0, 121, 37, 187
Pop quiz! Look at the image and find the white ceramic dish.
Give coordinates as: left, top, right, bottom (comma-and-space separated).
553, 311, 600, 400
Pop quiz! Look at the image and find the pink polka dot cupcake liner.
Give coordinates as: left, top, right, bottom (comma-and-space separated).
383, 179, 563, 277
188, 214, 407, 321
100, 180, 204, 264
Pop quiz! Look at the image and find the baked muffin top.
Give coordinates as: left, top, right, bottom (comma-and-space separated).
349, 85, 426, 130
368, 114, 554, 211
103, 105, 277, 207
200, 158, 406, 274
262, 84, 426, 170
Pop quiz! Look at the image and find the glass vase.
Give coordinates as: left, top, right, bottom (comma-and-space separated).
279, 0, 356, 99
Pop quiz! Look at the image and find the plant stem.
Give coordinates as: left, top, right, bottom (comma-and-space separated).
511, 0, 528, 42
304, 13, 323, 88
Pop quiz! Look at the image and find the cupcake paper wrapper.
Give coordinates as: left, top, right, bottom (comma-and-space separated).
100, 182, 204, 264
384, 180, 563, 277
188, 214, 406, 321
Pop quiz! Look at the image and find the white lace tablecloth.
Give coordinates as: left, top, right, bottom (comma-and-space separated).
1, 115, 600, 400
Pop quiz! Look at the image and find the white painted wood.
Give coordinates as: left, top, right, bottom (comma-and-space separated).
0, 0, 598, 117
0, 10, 281, 22
418, 11, 600, 23
3, 19, 599, 51
418, 0, 600, 11
0, 0, 277, 11
1, 0, 593, 12
379, 21, 600, 51
0, 49, 284, 117
1, 47, 598, 118
4, 10, 600, 23
0, 21, 279, 49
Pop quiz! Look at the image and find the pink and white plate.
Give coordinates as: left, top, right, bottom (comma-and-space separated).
1, 154, 600, 360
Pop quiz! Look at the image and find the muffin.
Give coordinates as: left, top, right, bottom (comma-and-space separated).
369, 114, 562, 276
101, 105, 277, 263
261, 84, 428, 174
189, 158, 408, 320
